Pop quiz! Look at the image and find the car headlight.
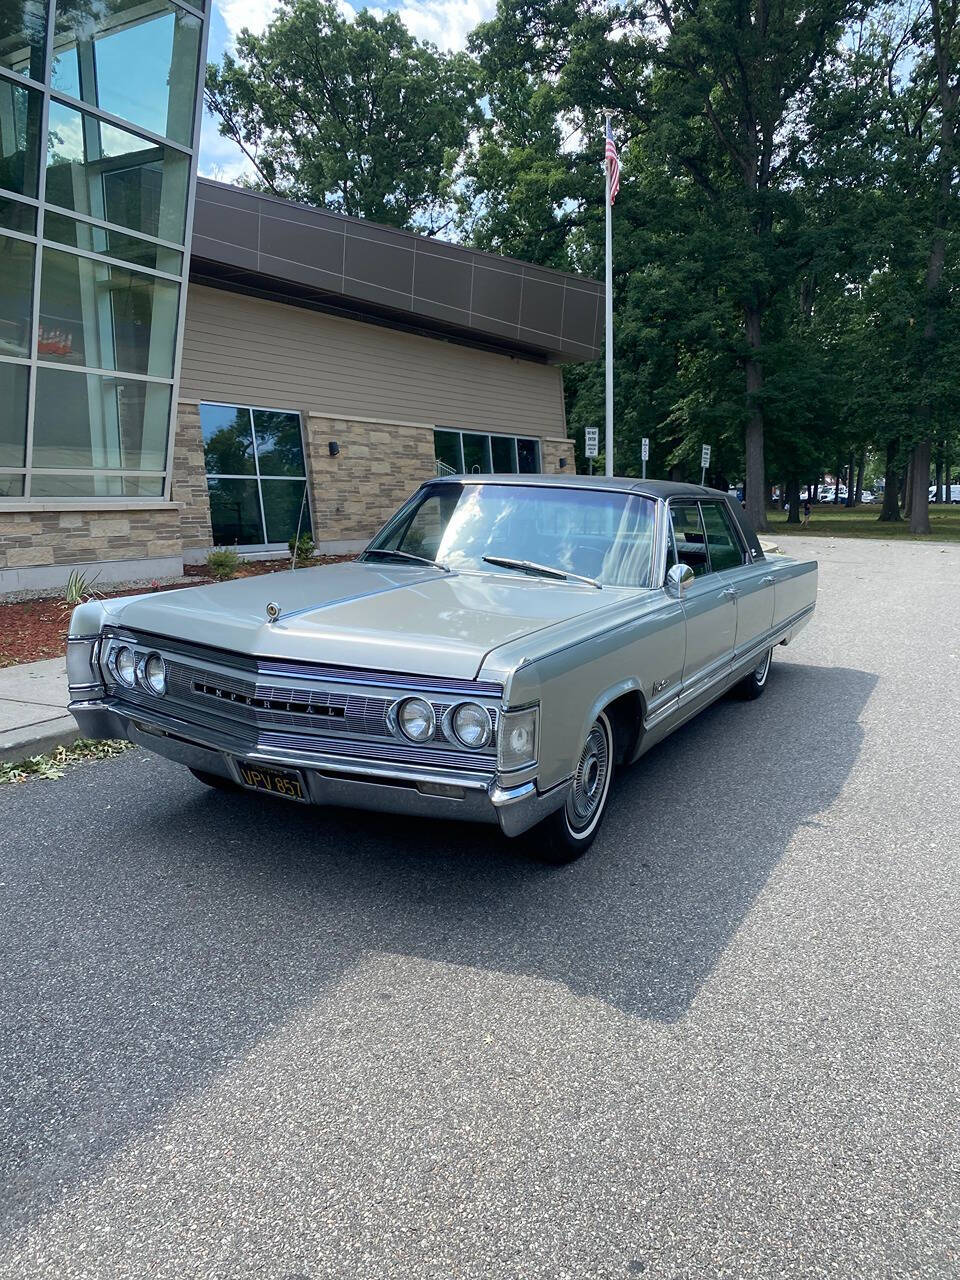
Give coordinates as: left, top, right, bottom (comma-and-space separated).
396, 697, 436, 743
140, 652, 166, 696
114, 645, 136, 686
450, 702, 493, 749
498, 706, 539, 772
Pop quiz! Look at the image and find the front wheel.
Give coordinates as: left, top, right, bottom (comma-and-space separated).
737, 647, 773, 700
527, 711, 614, 865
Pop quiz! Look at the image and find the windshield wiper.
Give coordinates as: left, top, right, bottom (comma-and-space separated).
362, 547, 450, 572
482, 555, 602, 590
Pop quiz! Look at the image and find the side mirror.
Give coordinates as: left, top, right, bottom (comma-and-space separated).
665, 562, 695, 596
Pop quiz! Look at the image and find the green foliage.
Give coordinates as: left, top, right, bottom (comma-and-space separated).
205, 0, 959, 527
205, 0, 478, 231
0, 739, 132, 786
289, 532, 315, 562
63, 568, 101, 607
207, 548, 242, 581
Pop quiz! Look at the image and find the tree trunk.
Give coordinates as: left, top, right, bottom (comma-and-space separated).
845, 450, 856, 507
743, 305, 767, 532
879, 438, 901, 521
786, 474, 801, 524
934, 444, 944, 502
946, 443, 952, 503
834, 459, 842, 503
903, 456, 913, 520
855, 451, 865, 505
811, 480, 819, 502
909, 440, 932, 534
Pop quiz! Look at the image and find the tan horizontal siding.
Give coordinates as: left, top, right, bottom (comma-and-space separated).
179, 284, 567, 437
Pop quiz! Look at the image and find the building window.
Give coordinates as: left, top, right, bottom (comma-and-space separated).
434, 429, 541, 476
201, 403, 312, 549
0, 0, 208, 507
0, 0, 49, 82
51, 0, 202, 148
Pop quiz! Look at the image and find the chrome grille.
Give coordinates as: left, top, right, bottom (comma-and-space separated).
103, 629, 500, 770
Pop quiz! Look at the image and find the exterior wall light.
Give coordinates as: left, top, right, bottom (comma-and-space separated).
558, 457, 568, 469
329, 441, 340, 456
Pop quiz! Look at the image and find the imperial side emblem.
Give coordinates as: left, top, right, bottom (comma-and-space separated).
265, 601, 281, 623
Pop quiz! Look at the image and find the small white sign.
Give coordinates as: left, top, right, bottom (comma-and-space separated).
701, 444, 712, 469
585, 428, 599, 459
641, 437, 649, 462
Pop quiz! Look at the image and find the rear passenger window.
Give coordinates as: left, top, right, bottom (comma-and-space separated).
669, 504, 709, 577
700, 503, 745, 572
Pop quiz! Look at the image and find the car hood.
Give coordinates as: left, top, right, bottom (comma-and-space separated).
102, 561, 622, 680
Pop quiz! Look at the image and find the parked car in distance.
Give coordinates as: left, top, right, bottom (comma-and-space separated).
860, 490, 875, 504
68, 478, 818, 864
929, 484, 960, 503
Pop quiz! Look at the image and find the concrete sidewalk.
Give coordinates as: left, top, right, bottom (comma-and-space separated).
0, 658, 77, 763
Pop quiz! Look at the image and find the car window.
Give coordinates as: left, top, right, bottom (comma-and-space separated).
369, 484, 660, 587
699, 502, 745, 572
669, 503, 709, 577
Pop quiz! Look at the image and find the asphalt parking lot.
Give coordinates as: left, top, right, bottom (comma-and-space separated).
1, 536, 957, 1280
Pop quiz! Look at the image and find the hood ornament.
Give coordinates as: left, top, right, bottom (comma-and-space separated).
265, 601, 281, 623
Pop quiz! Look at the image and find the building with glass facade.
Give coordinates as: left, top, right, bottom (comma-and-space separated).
1, 0, 207, 520
1, 22, 602, 590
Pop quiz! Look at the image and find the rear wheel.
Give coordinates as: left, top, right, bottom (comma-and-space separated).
737, 647, 772, 700
188, 766, 240, 791
527, 711, 614, 865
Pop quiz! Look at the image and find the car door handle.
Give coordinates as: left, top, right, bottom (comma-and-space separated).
719, 586, 738, 600
760, 575, 775, 585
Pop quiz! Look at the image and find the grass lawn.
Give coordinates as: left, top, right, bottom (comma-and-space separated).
766, 503, 960, 542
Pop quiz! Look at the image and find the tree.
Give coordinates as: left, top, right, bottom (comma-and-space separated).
468, 0, 861, 529
205, 0, 478, 232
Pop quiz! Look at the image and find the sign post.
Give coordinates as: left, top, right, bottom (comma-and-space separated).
585, 427, 599, 476
700, 444, 711, 486
641, 437, 649, 480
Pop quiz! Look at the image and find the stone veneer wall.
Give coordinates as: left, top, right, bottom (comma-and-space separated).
541, 437, 577, 474
0, 507, 184, 589
171, 402, 214, 550
303, 415, 438, 543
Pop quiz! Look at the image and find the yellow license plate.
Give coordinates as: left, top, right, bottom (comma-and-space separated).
235, 762, 308, 802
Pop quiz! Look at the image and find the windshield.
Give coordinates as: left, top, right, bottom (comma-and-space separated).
364, 483, 659, 588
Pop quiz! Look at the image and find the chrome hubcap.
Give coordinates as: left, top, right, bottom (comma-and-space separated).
755, 650, 771, 684
568, 723, 610, 831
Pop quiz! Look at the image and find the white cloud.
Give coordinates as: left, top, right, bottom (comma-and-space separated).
391, 0, 495, 49
215, 0, 494, 50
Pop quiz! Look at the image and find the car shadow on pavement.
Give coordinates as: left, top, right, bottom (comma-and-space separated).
0, 659, 875, 1238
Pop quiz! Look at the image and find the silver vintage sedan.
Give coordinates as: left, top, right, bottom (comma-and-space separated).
68, 478, 817, 863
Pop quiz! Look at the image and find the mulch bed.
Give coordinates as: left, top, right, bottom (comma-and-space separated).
0, 554, 354, 666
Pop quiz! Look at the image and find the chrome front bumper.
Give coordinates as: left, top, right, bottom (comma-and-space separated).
69, 699, 568, 838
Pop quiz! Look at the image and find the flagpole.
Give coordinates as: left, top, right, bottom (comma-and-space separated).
604, 113, 614, 477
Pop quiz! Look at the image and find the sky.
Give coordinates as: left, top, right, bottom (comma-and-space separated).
199, 0, 498, 183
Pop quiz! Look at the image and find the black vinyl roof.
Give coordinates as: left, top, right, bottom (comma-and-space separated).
190, 180, 604, 364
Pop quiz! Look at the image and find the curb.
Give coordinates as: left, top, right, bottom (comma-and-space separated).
0, 718, 80, 765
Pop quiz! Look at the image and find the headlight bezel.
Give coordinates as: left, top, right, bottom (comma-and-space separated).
444, 701, 494, 750
113, 644, 137, 687
140, 652, 167, 696
497, 705, 539, 773
390, 696, 437, 743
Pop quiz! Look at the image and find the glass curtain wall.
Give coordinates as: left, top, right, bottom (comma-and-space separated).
0, 0, 207, 502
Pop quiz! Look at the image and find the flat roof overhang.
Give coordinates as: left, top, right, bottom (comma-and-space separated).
189, 179, 603, 364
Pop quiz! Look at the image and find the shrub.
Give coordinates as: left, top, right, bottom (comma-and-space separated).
207, 548, 241, 581
64, 568, 101, 607
289, 532, 315, 563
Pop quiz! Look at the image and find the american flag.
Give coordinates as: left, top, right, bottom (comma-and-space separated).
605, 119, 620, 204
